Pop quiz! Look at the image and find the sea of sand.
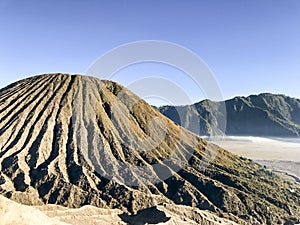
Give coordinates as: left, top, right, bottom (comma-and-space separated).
210, 136, 300, 181
212, 136, 300, 161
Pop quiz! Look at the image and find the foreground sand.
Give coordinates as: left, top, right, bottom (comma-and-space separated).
0, 195, 240, 225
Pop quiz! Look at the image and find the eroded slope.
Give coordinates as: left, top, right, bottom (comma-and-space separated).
0, 74, 299, 224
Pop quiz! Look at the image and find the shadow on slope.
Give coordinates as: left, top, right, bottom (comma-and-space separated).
119, 206, 170, 225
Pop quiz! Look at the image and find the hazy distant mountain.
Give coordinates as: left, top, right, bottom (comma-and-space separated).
0, 74, 299, 224
159, 93, 300, 137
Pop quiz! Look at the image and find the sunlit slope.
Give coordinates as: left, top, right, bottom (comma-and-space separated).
0, 74, 299, 224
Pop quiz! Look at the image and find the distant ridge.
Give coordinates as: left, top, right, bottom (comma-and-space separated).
0, 74, 299, 224
159, 93, 300, 137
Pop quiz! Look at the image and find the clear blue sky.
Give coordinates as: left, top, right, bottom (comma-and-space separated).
0, 0, 299, 105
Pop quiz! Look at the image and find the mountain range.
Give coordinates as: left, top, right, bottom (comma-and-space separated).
159, 93, 300, 137
0, 74, 299, 224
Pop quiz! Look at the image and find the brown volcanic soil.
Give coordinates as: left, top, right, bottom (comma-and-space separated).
0, 74, 300, 224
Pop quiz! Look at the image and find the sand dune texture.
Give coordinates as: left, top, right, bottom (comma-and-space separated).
0, 74, 300, 224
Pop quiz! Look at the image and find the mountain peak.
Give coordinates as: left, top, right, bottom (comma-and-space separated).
0, 74, 300, 224
160, 92, 300, 137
